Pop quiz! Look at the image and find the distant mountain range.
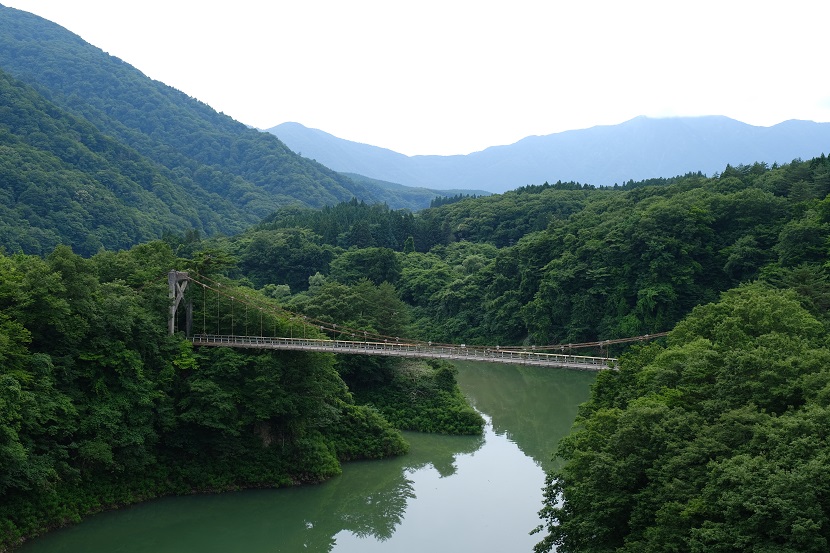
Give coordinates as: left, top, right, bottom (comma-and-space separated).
269, 117, 830, 193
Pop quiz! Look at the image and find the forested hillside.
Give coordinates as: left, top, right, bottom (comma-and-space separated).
0, 6, 446, 256
0, 243, 414, 551
201, 156, 829, 349
0, 67, 223, 255
187, 154, 830, 551
2, 150, 829, 551
534, 284, 830, 552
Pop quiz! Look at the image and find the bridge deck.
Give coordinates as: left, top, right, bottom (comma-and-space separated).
189, 334, 616, 370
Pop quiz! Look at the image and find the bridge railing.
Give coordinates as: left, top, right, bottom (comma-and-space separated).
189, 334, 616, 370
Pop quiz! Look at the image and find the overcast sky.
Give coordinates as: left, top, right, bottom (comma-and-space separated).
4, 1, 830, 156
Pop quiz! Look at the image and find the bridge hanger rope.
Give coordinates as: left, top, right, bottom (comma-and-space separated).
186, 272, 422, 346
182, 272, 668, 352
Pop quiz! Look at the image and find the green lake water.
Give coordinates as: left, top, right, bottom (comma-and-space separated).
17, 361, 596, 553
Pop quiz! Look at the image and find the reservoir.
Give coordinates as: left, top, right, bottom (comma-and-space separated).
17, 361, 596, 553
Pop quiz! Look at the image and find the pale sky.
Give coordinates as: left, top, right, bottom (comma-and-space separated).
4, 0, 830, 156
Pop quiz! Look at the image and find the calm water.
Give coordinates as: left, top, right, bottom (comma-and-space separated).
18, 362, 596, 553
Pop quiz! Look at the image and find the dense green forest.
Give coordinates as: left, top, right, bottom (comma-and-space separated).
176, 155, 828, 551
0, 243, 424, 550
534, 283, 830, 552
2, 143, 829, 550
0, 67, 217, 255
201, 156, 830, 350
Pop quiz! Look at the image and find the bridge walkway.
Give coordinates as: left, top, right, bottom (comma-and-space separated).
189, 334, 616, 370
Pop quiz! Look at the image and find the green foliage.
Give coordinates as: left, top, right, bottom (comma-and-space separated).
422, 185, 593, 248
0, 68, 205, 255
354, 360, 485, 435
237, 228, 336, 291
400, 242, 501, 344
0, 245, 407, 550
288, 278, 410, 341
326, 403, 409, 461
258, 199, 418, 251
403, 158, 827, 347
286, 277, 412, 388
230, 156, 830, 351
5, 152, 822, 551
429, 192, 483, 208
535, 285, 830, 552
329, 247, 402, 285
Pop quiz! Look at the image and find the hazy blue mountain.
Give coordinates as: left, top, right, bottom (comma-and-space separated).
269, 117, 830, 193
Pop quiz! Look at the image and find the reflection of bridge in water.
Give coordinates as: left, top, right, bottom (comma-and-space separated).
170, 271, 666, 371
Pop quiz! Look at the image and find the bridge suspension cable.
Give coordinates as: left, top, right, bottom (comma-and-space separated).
496, 332, 670, 352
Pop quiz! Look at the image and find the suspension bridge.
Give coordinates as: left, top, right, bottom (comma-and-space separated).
169, 271, 666, 371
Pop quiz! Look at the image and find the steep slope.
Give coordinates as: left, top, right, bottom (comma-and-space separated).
0, 5, 384, 245
270, 117, 830, 193
0, 67, 215, 255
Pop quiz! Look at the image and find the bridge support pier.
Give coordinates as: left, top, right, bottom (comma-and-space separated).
168, 270, 191, 335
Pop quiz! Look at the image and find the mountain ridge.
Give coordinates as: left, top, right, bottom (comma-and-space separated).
269, 116, 830, 192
